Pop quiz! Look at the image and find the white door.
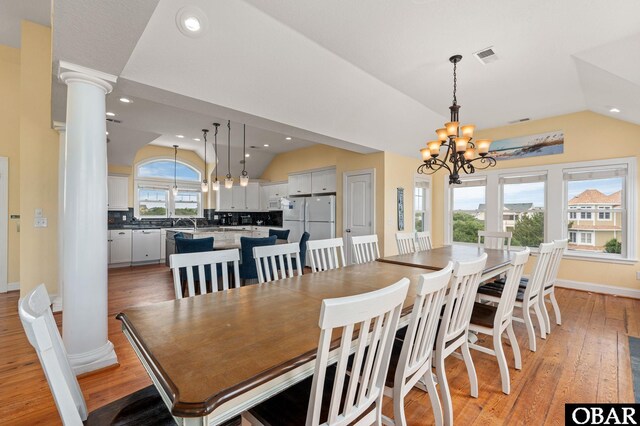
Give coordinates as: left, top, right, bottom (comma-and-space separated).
343, 170, 374, 264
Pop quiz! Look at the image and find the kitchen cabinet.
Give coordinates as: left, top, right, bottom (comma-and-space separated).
273, 183, 288, 197
217, 187, 233, 211
217, 183, 262, 211
107, 175, 129, 211
245, 184, 261, 210
311, 169, 336, 194
288, 173, 312, 196
108, 229, 132, 266
132, 229, 161, 263
160, 229, 167, 260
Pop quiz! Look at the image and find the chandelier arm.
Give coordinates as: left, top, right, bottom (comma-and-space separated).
465, 155, 497, 170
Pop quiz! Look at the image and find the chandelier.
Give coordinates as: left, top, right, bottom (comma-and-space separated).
417, 54, 496, 184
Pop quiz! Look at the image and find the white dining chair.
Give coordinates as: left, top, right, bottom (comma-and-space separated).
539, 239, 567, 334
395, 232, 417, 255
18, 284, 175, 425
469, 248, 530, 395
477, 242, 554, 351
169, 249, 241, 299
351, 234, 380, 264
415, 231, 433, 251
242, 279, 410, 426
477, 231, 512, 250
384, 263, 453, 426
253, 242, 302, 284
306, 238, 346, 272
434, 253, 487, 426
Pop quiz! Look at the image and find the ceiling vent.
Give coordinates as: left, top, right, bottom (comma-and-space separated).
507, 117, 530, 124
106, 118, 122, 124
473, 47, 498, 65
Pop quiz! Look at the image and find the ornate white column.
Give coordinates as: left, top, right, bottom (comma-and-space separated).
60, 67, 117, 374
53, 122, 66, 313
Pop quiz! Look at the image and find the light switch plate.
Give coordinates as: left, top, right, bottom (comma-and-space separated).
34, 217, 48, 228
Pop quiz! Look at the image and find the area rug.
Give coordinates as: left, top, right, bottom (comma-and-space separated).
629, 336, 640, 403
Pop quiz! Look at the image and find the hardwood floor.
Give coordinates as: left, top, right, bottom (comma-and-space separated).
0, 264, 637, 425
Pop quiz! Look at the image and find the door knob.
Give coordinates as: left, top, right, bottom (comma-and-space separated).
345, 229, 351, 233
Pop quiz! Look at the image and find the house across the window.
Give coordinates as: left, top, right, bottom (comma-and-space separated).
567, 188, 621, 252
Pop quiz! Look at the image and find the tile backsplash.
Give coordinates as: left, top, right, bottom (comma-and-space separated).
108, 208, 283, 229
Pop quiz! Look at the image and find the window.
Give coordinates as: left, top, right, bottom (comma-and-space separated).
569, 211, 577, 219
134, 159, 203, 218
564, 165, 627, 256
413, 179, 430, 232
451, 178, 485, 243
569, 231, 577, 243
500, 174, 546, 248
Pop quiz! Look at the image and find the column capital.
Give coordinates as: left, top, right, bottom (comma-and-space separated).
53, 121, 66, 132
60, 71, 113, 94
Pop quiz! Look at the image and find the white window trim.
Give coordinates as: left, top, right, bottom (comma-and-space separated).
443, 156, 637, 263
413, 174, 431, 234
443, 176, 487, 246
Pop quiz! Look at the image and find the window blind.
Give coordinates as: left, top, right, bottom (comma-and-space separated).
563, 166, 627, 181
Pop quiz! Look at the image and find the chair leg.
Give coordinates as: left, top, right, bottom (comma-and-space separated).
550, 289, 562, 326
506, 322, 522, 370
461, 341, 478, 398
533, 302, 547, 339
493, 331, 511, 395
435, 354, 454, 426
521, 307, 536, 352
423, 368, 443, 426
392, 381, 407, 426
539, 294, 551, 336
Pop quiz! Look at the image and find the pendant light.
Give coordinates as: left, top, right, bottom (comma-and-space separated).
224, 120, 233, 189
211, 123, 220, 191
240, 124, 249, 187
172, 145, 179, 196
201, 128, 209, 193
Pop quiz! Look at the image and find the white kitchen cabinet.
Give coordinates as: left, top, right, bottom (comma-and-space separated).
107, 175, 129, 211
160, 229, 167, 260
217, 187, 233, 211
132, 229, 161, 263
288, 173, 312, 196
231, 186, 246, 209
108, 229, 132, 266
245, 184, 261, 210
311, 169, 336, 194
273, 183, 288, 198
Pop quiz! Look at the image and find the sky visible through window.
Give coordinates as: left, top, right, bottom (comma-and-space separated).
567, 178, 622, 199
138, 160, 200, 181
453, 186, 485, 211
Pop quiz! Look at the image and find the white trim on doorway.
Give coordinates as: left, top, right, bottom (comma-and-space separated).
342, 168, 376, 264
0, 157, 7, 293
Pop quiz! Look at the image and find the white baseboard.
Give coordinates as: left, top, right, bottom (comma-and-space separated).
556, 279, 640, 299
7, 281, 19, 291
51, 294, 63, 312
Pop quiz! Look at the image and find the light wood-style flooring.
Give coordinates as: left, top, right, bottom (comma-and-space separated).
0, 264, 637, 424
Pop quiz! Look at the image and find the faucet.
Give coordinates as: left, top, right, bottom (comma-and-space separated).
174, 217, 198, 231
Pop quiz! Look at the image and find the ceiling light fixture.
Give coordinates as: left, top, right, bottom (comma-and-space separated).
263, 144, 269, 147
172, 145, 179, 196
417, 55, 497, 184
183, 16, 201, 32
240, 124, 249, 187
201, 129, 209, 193
285, 137, 292, 140
105, 131, 109, 135
106, 112, 115, 117
609, 107, 621, 113
245, 153, 250, 158
211, 123, 220, 191
176, 6, 208, 38
193, 138, 200, 141
176, 135, 184, 138
225, 120, 233, 189
119, 97, 131, 103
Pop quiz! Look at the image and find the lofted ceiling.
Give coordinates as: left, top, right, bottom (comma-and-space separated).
44, 0, 640, 165
0, 0, 51, 48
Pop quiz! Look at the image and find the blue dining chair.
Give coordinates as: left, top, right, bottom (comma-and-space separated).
298, 232, 311, 272
268, 229, 290, 241
175, 236, 215, 282
240, 236, 277, 282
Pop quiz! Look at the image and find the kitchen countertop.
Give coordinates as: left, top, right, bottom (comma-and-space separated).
108, 224, 283, 230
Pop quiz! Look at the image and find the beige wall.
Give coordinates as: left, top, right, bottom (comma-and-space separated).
383, 152, 418, 256
18, 22, 59, 296
0, 44, 21, 284
432, 111, 640, 289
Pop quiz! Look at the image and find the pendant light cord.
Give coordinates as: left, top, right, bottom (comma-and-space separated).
452, 60, 458, 106
242, 124, 247, 176
173, 145, 178, 188
226, 120, 231, 179
213, 123, 219, 182
202, 129, 208, 182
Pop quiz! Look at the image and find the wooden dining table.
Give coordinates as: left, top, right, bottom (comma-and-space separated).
117, 244, 515, 425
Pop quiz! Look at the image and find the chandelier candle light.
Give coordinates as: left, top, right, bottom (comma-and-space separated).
201, 128, 209, 193
224, 120, 233, 189
172, 145, 179, 196
417, 54, 496, 184
240, 124, 249, 187
211, 123, 220, 191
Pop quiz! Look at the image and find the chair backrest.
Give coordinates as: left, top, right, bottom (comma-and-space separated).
495, 248, 531, 326
253, 242, 302, 284
522, 242, 554, 303
19, 284, 87, 424
437, 254, 488, 350
269, 228, 290, 241
545, 239, 567, 289
478, 231, 512, 250
351, 234, 380, 264
240, 236, 277, 280
307, 238, 346, 272
299, 231, 311, 270
394, 263, 452, 391
415, 231, 432, 251
170, 249, 241, 299
395, 232, 416, 255
175, 236, 214, 254
306, 279, 410, 426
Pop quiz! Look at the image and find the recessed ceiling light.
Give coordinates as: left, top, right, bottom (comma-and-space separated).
609, 107, 621, 113
183, 16, 201, 32
176, 7, 208, 38
193, 138, 200, 141
245, 153, 250, 158
263, 144, 269, 147
119, 97, 131, 103
105, 131, 109, 135
106, 112, 115, 117
176, 135, 184, 138
285, 137, 292, 140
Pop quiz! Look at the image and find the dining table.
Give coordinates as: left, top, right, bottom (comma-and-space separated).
117, 244, 515, 425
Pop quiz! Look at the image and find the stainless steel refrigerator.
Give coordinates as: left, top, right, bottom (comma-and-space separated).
282, 195, 335, 242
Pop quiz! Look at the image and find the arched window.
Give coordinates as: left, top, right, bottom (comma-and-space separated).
134, 158, 203, 219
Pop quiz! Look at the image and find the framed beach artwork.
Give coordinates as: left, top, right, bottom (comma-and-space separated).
488, 130, 564, 161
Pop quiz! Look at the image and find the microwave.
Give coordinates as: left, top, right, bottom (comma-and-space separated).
267, 198, 283, 210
